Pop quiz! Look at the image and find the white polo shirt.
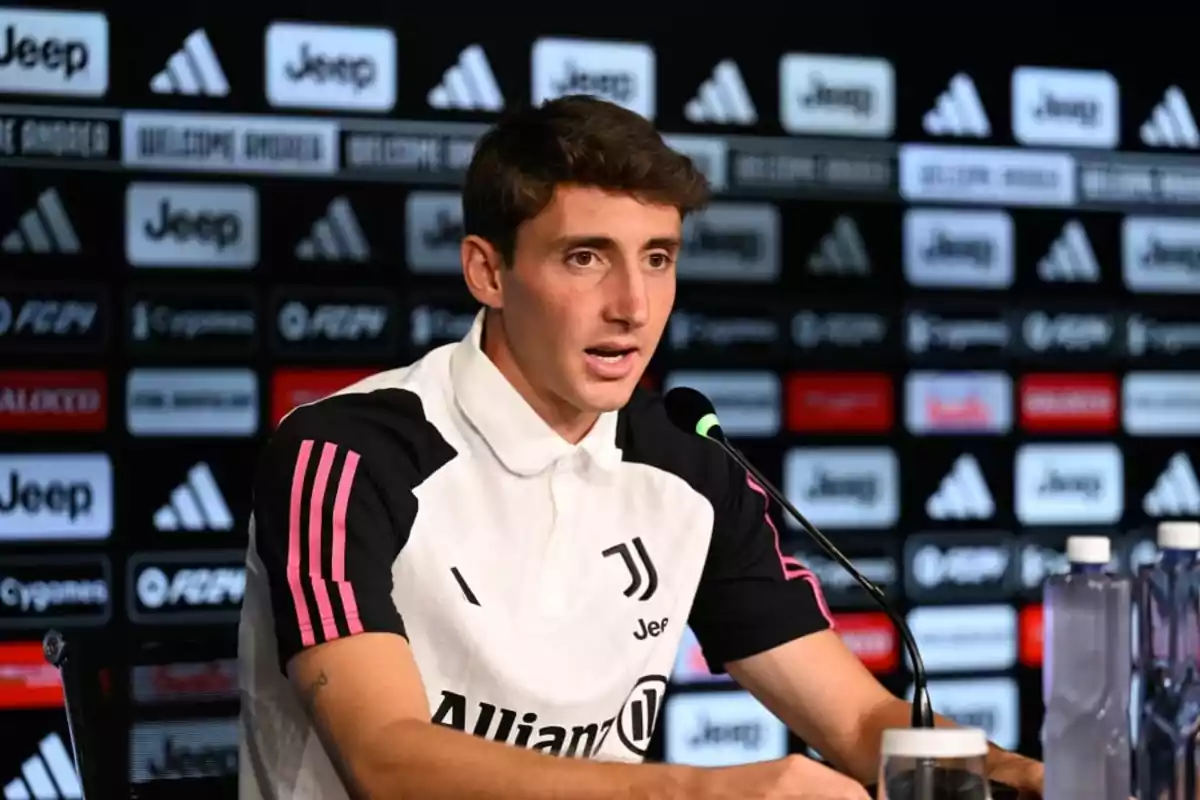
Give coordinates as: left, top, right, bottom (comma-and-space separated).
238, 310, 832, 799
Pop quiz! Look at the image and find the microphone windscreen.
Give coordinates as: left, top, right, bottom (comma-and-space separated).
663, 386, 717, 434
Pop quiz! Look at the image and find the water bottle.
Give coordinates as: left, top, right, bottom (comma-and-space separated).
1136, 520, 1200, 800
1043, 535, 1131, 800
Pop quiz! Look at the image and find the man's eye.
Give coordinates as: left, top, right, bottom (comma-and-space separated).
567, 251, 596, 267
648, 253, 673, 269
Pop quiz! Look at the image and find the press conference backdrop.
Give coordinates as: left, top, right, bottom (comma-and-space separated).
2, 3, 1199, 794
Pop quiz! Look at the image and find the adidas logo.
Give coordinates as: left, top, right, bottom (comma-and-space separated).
684, 59, 757, 125
3, 733, 82, 799
295, 197, 370, 262
150, 29, 229, 96
427, 45, 504, 112
922, 73, 991, 138
1037, 220, 1100, 283
926, 454, 995, 520
1140, 86, 1200, 149
1143, 452, 1200, 517
1, 189, 80, 255
153, 462, 233, 532
807, 216, 869, 275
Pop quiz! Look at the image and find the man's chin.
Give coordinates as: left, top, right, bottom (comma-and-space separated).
575, 378, 639, 413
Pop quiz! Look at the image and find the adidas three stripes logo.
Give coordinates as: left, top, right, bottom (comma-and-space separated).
295, 197, 370, 262
427, 45, 504, 112
684, 60, 757, 125
150, 28, 229, 97
3, 734, 82, 800
923, 73, 991, 138
154, 462, 233, 532
1, 189, 80, 255
1140, 86, 1200, 149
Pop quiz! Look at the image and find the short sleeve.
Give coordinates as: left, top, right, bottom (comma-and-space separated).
688, 466, 833, 673
250, 389, 455, 674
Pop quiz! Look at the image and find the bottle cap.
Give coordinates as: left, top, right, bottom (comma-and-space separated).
1066, 535, 1111, 564
1158, 521, 1200, 550
880, 728, 988, 758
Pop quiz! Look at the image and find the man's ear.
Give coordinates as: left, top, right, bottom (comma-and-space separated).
462, 235, 504, 309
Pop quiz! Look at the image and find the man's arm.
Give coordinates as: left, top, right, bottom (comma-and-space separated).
727, 632, 1041, 787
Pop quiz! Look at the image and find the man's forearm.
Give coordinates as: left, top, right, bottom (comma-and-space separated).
331, 717, 697, 800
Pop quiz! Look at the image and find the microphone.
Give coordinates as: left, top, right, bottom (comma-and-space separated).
663, 386, 934, 730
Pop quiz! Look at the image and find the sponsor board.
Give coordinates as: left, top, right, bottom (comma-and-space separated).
1019, 604, 1044, 667
667, 309, 780, 354
1014, 442, 1123, 525
777, 53, 895, 137
792, 309, 893, 352
1123, 216, 1200, 294
679, 203, 780, 283
0, 108, 113, 163
662, 371, 779, 437
904, 371, 1011, 435
126, 549, 246, 625
906, 603, 1017, 673
661, 134, 728, 192
1016, 310, 1118, 358
903, 209, 1014, 289
130, 658, 238, 705
409, 303, 476, 350
129, 717, 238, 782
126, 367, 258, 437
788, 541, 900, 610
904, 532, 1015, 604
405, 191, 462, 274
910, 677, 1020, 750
125, 286, 257, 355
531, 37, 656, 120
1011, 66, 1120, 149
268, 286, 400, 358
0, 285, 106, 353
264, 22, 397, 112
833, 611, 898, 673
782, 447, 899, 530
785, 373, 892, 433
1018, 373, 1117, 432
0, 642, 62, 709
1127, 312, 1200, 359
126, 182, 258, 268
1123, 372, 1200, 435
0, 453, 111, 541
663, 690, 788, 767
0, 9, 109, 97
0, 554, 111, 629
905, 306, 1011, 359
0, 369, 106, 431
899, 144, 1075, 206
270, 367, 376, 427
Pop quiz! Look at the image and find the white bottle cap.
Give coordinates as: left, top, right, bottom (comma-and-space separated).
880, 728, 988, 759
1158, 521, 1200, 550
1066, 535, 1111, 564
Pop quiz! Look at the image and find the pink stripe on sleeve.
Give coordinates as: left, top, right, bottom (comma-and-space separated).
287, 440, 316, 647
745, 473, 834, 626
309, 443, 340, 641
331, 450, 364, 635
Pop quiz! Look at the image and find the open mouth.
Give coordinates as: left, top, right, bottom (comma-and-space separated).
585, 347, 636, 363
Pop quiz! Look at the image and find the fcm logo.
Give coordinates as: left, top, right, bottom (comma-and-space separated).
617, 674, 667, 757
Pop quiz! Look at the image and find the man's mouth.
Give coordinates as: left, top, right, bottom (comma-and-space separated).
585, 346, 636, 363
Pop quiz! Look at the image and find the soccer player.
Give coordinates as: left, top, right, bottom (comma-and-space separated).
238, 95, 1044, 799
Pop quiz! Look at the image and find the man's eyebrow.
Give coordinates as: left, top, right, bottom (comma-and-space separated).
645, 236, 681, 251
551, 236, 682, 251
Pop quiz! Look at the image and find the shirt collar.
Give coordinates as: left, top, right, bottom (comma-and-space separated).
450, 310, 623, 477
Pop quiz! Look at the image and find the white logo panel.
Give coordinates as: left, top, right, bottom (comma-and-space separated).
531, 38, 656, 120
1123, 372, 1200, 435
662, 371, 779, 437
126, 183, 258, 268
126, 368, 258, 437
903, 209, 1014, 289
1011, 66, 1120, 149
0, 454, 112, 541
906, 604, 1017, 673
0, 8, 108, 96
1015, 443, 1123, 525
664, 691, 788, 767
910, 677, 1020, 750
1123, 216, 1200, 294
265, 22, 396, 111
778, 53, 895, 137
904, 371, 1012, 435
783, 447, 899, 530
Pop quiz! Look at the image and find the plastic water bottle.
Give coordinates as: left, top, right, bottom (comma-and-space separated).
1136, 520, 1200, 799
1043, 535, 1131, 800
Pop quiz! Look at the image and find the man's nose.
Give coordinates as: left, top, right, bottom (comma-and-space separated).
604, 265, 650, 327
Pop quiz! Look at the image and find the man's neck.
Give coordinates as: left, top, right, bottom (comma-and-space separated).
480, 311, 599, 445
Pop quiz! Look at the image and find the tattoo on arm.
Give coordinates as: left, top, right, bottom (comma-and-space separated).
301, 669, 330, 715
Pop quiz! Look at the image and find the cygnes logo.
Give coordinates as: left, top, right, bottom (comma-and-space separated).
0, 555, 111, 628
912, 677, 1020, 750
1, 188, 80, 255
684, 60, 756, 125
126, 368, 258, 437
907, 604, 1017, 673
679, 203, 779, 283
791, 547, 899, 609
1123, 217, 1200, 293
922, 73, 991, 138
663, 691, 788, 767
1037, 220, 1100, 283
905, 309, 1011, 356
0, 454, 112, 542
294, 197, 369, 262
807, 216, 869, 276
149, 29, 228, 97
1144, 452, 1200, 517
1140, 86, 1199, 149
126, 183, 258, 268
531, 37, 656, 120
127, 290, 256, 351
662, 371, 779, 437
668, 310, 779, 352
428, 44, 504, 112
1015, 442, 1123, 525
1128, 314, 1200, 358
410, 305, 475, 349
1011, 66, 1120, 149
127, 550, 245, 624
154, 462, 232, 532
406, 191, 463, 274
904, 371, 1012, 435
265, 22, 397, 112
783, 447, 899, 530
1124, 372, 1200, 435
903, 209, 1014, 289
0, 8, 108, 97
926, 454, 994, 521
778, 53, 895, 137
2, 733, 81, 799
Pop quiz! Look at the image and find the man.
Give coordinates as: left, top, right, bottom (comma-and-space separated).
238, 95, 1043, 799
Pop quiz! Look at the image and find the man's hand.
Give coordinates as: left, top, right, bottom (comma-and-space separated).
701, 754, 871, 799
988, 754, 1043, 799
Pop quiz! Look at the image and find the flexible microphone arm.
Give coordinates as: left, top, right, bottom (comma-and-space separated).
687, 408, 935, 730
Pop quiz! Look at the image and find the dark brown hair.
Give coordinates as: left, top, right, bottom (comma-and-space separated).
462, 95, 711, 264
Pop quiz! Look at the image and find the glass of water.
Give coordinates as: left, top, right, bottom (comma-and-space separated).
877, 728, 991, 800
